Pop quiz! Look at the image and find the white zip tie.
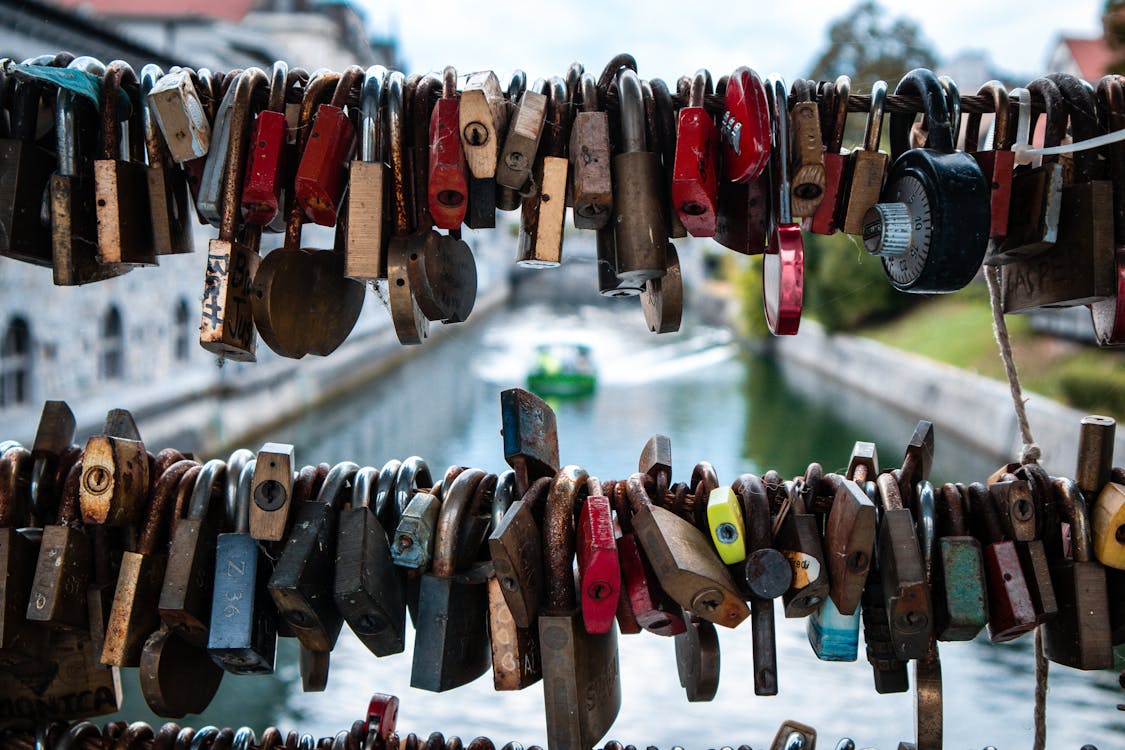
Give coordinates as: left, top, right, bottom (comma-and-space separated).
1011, 121, 1125, 160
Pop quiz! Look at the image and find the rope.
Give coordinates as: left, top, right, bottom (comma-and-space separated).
984, 265, 1047, 749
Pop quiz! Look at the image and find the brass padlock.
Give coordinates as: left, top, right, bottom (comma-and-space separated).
516, 78, 568, 268
140, 64, 193, 256
79, 409, 149, 527
570, 73, 612, 230
249, 442, 295, 542
840, 80, 889, 234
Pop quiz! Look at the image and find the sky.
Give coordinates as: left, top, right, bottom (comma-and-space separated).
359, 0, 1107, 84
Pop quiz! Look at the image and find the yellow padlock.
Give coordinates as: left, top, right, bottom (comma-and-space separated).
707, 486, 746, 564
1093, 482, 1125, 570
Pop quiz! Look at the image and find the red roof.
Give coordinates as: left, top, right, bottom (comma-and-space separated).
1064, 36, 1114, 80
54, 0, 260, 21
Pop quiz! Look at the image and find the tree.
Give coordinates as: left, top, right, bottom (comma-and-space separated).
807, 1, 939, 88
1104, 1, 1125, 75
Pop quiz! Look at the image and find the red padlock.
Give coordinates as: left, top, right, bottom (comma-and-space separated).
294, 65, 362, 226
428, 66, 469, 229
613, 482, 684, 637
807, 76, 850, 236
243, 62, 297, 227
577, 479, 620, 635
965, 81, 1015, 244
365, 693, 399, 746
720, 67, 771, 183
763, 76, 804, 336
672, 70, 719, 237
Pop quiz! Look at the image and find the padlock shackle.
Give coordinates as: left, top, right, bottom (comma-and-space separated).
876, 472, 904, 512
1047, 72, 1105, 182
1025, 77, 1066, 155
217, 68, 267, 242
596, 53, 636, 96
579, 73, 598, 113
225, 449, 255, 534
543, 76, 568, 159
298, 71, 341, 152
826, 75, 851, 154
350, 465, 379, 512
939, 75, 961, 145
0, 447, 31, 529
315, 461, 360, 510
507, 69, 527, 101
863, 80, 887, 154
57, 459, 82, 526
331, 65, 364, 110
889, 68, 954, 159
586, 475, 604, 498
372, 459, 401, 529
186, 459, 227, 522
359, 65, 388, 164
230, 458, 256, 534
100, 60, 140, 161
914, 480, 936, 583
232, 727, 256, 750
139, 459, 198, 555
441, 65, 457, 100
565, 61, 584, 105
411, 74, 440, 230
1051, 477, 1093, 562
733, 473, 771, 552
393, 456, 432, 516
940, 483, 969, 537
55, 57, 106, 176
689, 70, 712, 109
765, 75, 792, 226
432, 467, 486, 577
617, 68, 645, 154
173, 463, 200, 526
543, 465, 589, 614
266, 60, 289, 114
139, 64, 169, 167
385, 70, 410, 237
493, 470, 517, 530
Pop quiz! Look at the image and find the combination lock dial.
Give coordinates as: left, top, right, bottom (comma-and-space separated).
862, 69, 990, 293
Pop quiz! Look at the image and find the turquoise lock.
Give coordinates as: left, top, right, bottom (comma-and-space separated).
807, 596, 860, 661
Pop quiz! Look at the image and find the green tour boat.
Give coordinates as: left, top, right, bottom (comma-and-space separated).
526, 343, 597, 398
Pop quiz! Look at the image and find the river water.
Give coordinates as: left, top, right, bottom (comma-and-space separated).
108, 302, 1122, 749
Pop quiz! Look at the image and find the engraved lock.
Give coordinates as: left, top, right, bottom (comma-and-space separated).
672, 70, 720, 236
570, 73, 612, 230
139, 65, 193, 257
295, 65, 361, 226
965, 81, 1016, 262
763, 75, 805, 336
840, 80, 889, 235
428, 66, 469, 229
612, 68, 667, 285
157, 457, 230, 647
199, 68, 268, 362
0, 68, 57, 266
344, 64, 390, 280
578, 476, 620, 635
1002, 73, 1116, 312
269, 461, 358, 652
209, 458, 279, 674
496, 72, 547, 191
249, 442, 294, 542
411, 467, 492, 692
932, 483, 988, 642
788, 78, 827, 218
243, 62, 296, 228
517, 78, 569, 268
806, 76, 851, 235
51, 56, 132, 287
991, 81, 1064, 265
971, 481, 1037, 643
101, 459, 196, 667
863, 68, 990, 293
876, 471, 933, 660
721, 66, 772, 183
1043, 477, 1112, 669
390, 456, 437, 569
147, 67, 211, 162
540, 466, 621, 750
79, 409, 149, 527
94, 60, 157, 267
333, 463, 407, 658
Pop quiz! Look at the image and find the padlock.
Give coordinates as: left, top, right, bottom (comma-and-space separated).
640, 240, 683, 334
147, 67, 211, 163
295, 65, 362, 226
990, 81, 1063, 264
27, 460, 90, 630
540, 465, 621, 750
1014, 463, 1059, 624
804, 76, 850, 235
252, 70, 366, 359
863, 68, 990, 293
674, 609, 720, 702
158, 458, 227, 647
334, 464, 406, 657
569, 73, 612, 230
857, 474, 908, 693
139, 626, 223, 718
987, 473, 1036, 542
199, 68, 267, 361
911, 478, 944, 750
517, 78, 568, 268
963, 81, 1015, 262
706, 486, 746, 564
771, 721, 817, 750
488, 471, 542, 691
344, 65, 390, 280
671, 70, 719, 236
495, 73, 546, 191
1003, 74, 1116, 310
460, 70, 507, 184
0, 74, 56, 266
773, 471, 830, 618
490, 475, 550, 630
197, 67, 240, 226
730, 473, 781, 695
27, 400, 77, 527
820, 472, 875, 616
101, 459, 196, 667
876, 471, 932, 660
51, 56, 131, 286
1076, 414, 1115, 501
209, 458, 279, 674
94, 60, 157, 267
613, 68, 667, 285
269, 461, 357, 652
840, 80, 889, 235
390, 456, 437, 569
807, 594, 861, 662
1041, 476, 1113, 669
249, 442, 295, 542
0, 447, 51, 672
428, 66, 469, 230
242, 61, 297, 228
140, 64, 193, 256
931, 484, 988, 641
721, 66, 771, 183
411, 468, 491, 692
611, 480, 683, 637
1091, 77, 1125, 344
79, 409, 149, 527
500, 388, 560, 497
971, 482, 1037, 642
1094, 482, 1125, 569
762, 75, 805, 336
898, 420, 935, 497
646, 77, 688, 241
788, 79, 826, 218
578, 476, 620, 635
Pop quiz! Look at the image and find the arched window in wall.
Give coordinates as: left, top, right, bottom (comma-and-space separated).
101, 306, 124, 380
174, 298, 191, 362
0, 318, 32, 407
